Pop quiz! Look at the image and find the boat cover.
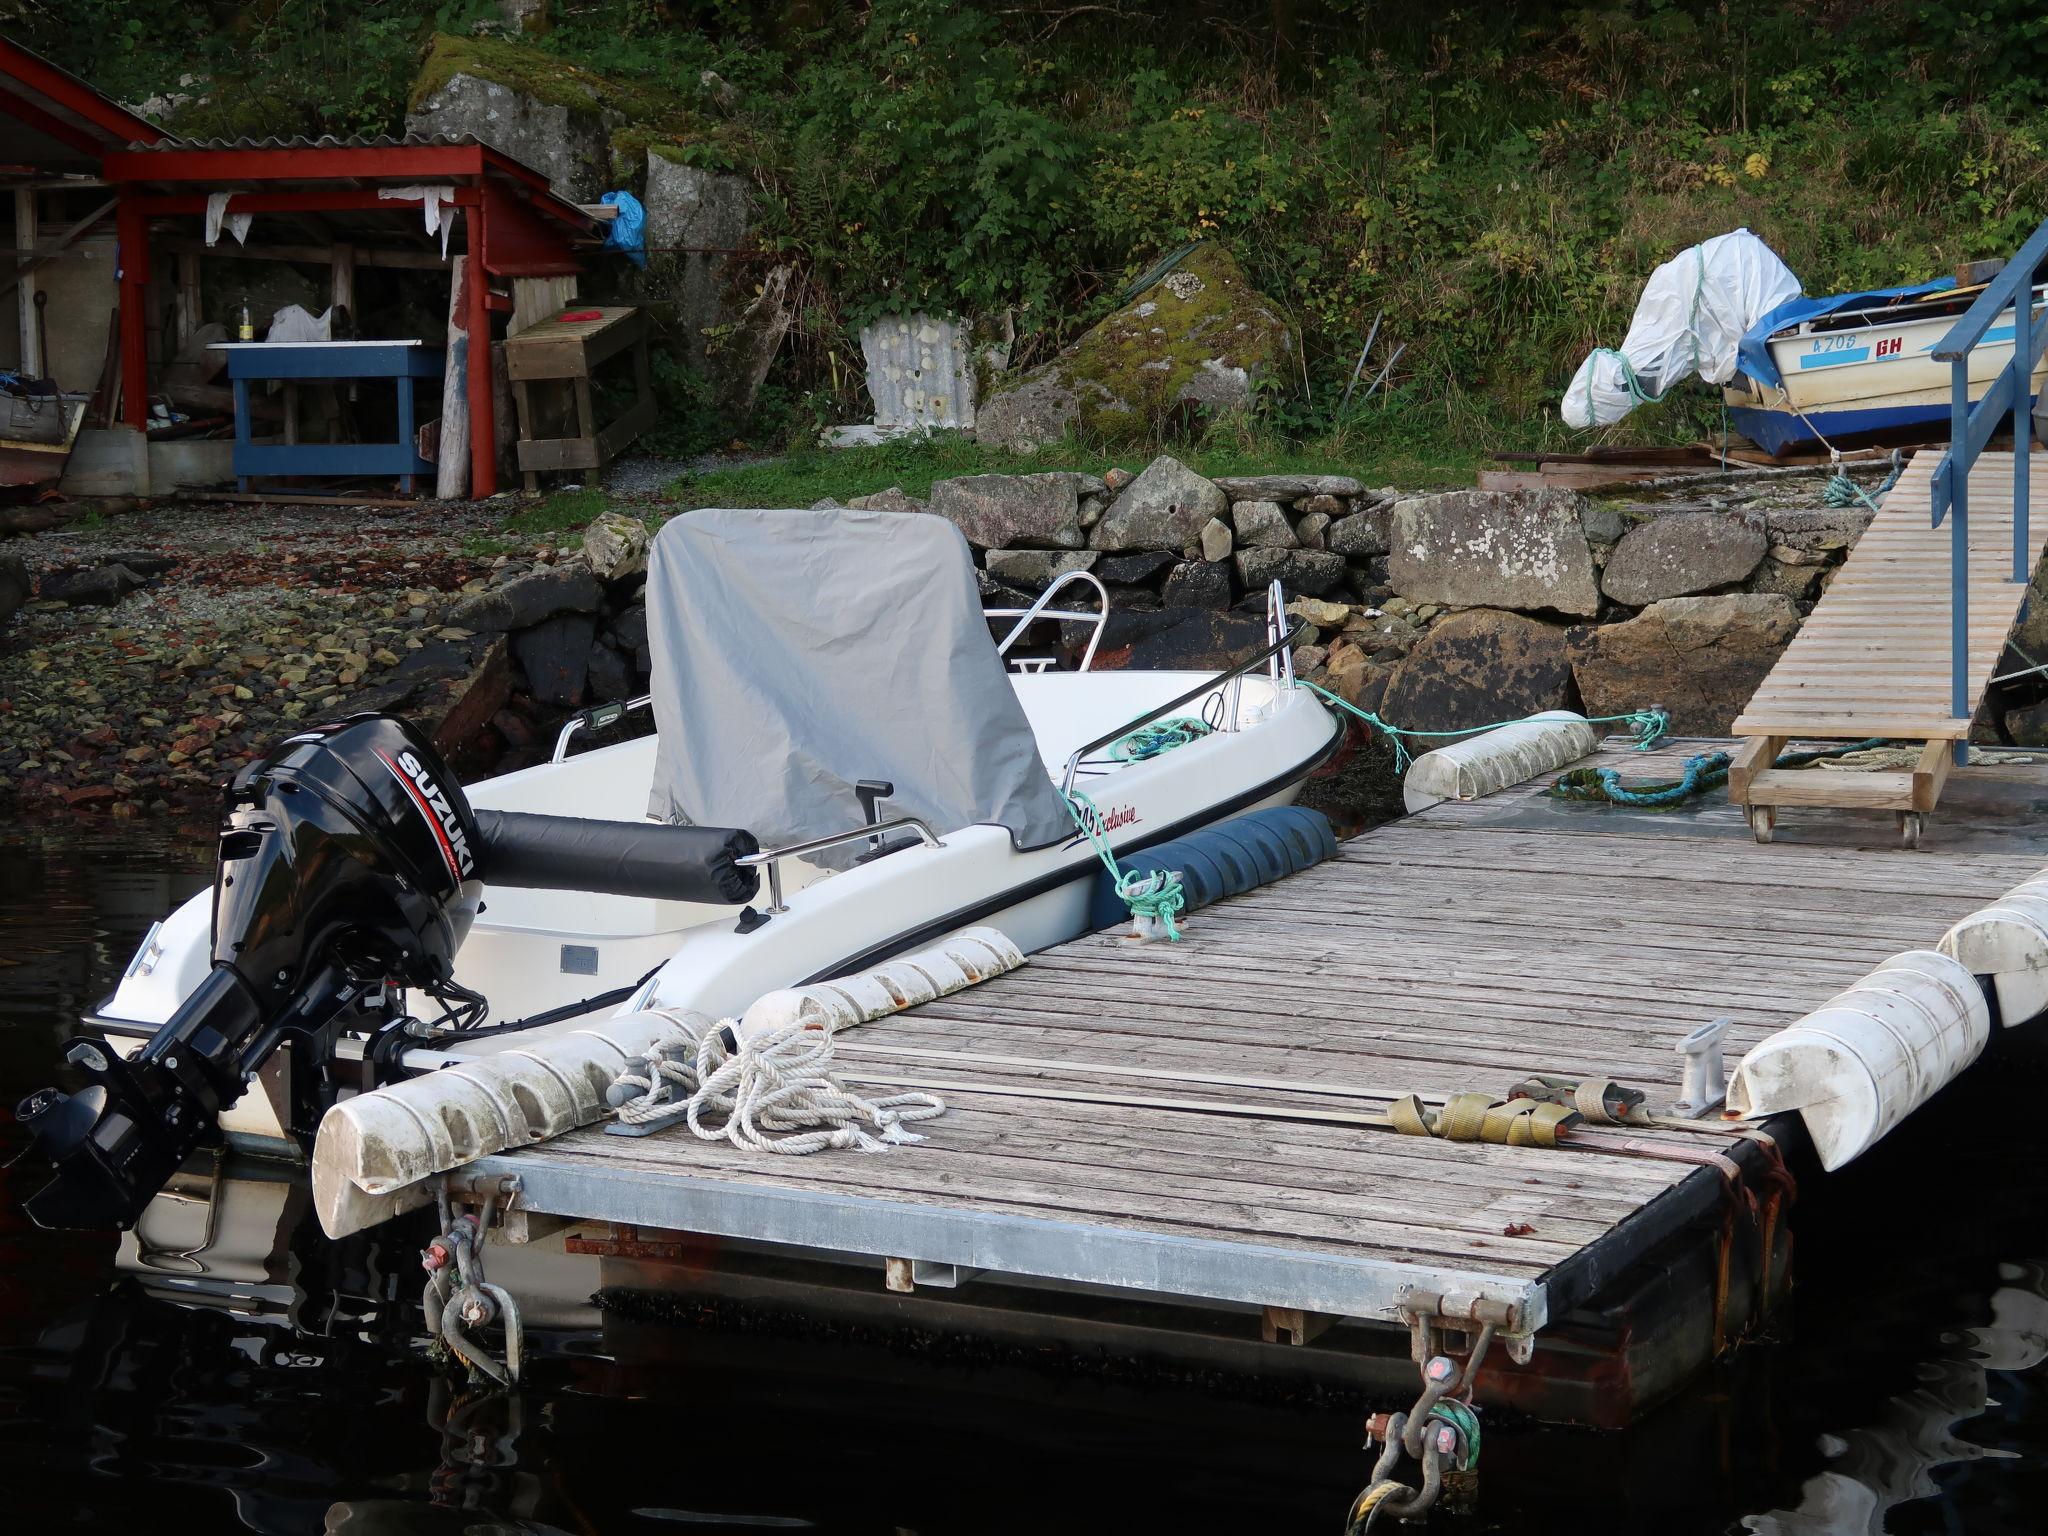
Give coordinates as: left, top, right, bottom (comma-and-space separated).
1562, 228, 1802, 426
1733, 277, 1956, 390
643, 506, 1073, 864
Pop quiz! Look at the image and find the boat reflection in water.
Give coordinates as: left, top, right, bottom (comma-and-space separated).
13, 1153, 593, 1536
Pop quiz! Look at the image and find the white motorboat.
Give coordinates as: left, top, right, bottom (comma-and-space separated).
1725, 281, 2048, 454
17, 507, 1338, 1228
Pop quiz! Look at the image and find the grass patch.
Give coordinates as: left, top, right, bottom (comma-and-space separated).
503, 487, 609, 541
670, 396, 1576, 510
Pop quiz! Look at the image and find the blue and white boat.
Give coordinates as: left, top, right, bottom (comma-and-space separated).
1724, 279, 2048, 454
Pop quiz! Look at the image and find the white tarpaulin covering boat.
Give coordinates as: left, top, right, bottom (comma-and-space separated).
1561, 228, 1802, 429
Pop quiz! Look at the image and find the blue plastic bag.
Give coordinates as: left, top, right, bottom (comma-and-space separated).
600, 190, 648, 268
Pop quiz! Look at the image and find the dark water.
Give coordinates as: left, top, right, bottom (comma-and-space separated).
2, 822, 2046, 1534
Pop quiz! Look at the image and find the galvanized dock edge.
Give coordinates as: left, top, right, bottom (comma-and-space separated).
463, 1152, 1553, 1333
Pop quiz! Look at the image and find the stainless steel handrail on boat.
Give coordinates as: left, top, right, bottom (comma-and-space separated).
1058, 616, 1310, 796
986, 569, 1112, 672
734, 815, 948, 914
552, 694, 654, 763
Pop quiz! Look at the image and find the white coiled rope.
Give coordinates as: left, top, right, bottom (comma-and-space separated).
612, 1008, 946, 1153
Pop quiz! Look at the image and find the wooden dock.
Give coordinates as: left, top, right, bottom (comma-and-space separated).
1732, 450, 2048, 838
464, 736, 2048, 1423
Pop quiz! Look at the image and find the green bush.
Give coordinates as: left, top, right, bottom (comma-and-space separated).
26, 0, 2048, 457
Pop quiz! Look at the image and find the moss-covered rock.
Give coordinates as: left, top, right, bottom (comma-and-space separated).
976, 243, 1293, 451
405, 33, 721, 201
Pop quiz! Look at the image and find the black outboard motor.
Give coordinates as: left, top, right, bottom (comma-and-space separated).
12, 713, 759, 1232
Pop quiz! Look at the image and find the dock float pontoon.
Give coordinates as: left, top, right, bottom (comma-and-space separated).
440, 734, 2048, 1429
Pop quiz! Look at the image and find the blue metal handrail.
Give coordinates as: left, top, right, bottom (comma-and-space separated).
1928, 218, 2048, 735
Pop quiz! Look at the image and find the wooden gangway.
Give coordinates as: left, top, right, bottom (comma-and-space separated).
1731, 450, 2048, 842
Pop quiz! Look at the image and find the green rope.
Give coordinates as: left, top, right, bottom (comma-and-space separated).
1110, 716, 1212, 762
1824, 448, 1906, 514
1428, 1400, 1482, 1472
1062, 786, 1187, 940
1299, 679, 1668, 771
1546, 738, 1891, 807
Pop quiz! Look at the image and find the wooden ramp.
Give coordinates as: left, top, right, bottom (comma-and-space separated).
1730, 450, 2048, 842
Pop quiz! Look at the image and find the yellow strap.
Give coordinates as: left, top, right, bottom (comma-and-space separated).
1388, 1094, 1434, 1137
1437, 1092, 1496, 1141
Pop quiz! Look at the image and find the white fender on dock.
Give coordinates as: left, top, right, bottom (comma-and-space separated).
1726, 951, 1989, 1171
735, 926, 1024, 1040
1402, 712, 1598, 814
1937, 876, 2048, 1026
312, 1007, 708, 1239
311, 925, 1025, 1238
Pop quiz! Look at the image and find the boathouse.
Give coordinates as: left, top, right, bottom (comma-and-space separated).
1, 40, 604, 499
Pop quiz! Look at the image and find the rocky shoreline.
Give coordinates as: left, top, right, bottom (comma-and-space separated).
0, 455, 1939, 824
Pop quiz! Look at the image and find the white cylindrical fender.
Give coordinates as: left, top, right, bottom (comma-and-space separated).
312, 926, 1026, 1238
1727, 951, 1989, 1170
735, 925, 1024, 1041
1938, 878, 2048, 1026
312, 1007, 706, 1238
1402, 712, 1598, 814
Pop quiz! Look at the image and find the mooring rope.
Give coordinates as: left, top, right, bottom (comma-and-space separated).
1298, 679, 1668, 770
1109, 715, 1213, 762
1546, 737, 1890, 806
1823, 446, 1906, 513
610, 1009, 945, 1153
1060, 785, 1188, 939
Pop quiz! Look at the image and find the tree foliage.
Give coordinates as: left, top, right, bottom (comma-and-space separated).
25, 0, 2048, 442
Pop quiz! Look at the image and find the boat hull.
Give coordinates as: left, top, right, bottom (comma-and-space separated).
1725, 293, 2048, 453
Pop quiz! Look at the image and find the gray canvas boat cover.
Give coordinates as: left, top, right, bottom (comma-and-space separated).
643, 507, 1073, 863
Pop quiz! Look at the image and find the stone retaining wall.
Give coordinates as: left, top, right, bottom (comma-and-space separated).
813, 454, 1886, 740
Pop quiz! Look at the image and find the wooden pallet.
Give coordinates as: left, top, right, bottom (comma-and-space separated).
1730, 450, 2048, 844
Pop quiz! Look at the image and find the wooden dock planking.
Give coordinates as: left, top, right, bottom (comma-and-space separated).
475, 736, 2048, 1341
1734, 450, 2048, 745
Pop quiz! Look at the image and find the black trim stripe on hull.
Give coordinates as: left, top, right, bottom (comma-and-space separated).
798, 716, 1344, 984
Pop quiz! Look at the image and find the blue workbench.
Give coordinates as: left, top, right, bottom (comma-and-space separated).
211, 341, 444, 493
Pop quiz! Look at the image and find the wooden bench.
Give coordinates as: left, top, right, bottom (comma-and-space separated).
505, 307, 654, 490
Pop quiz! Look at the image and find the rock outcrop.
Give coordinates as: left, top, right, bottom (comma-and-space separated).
1568, 594, 1801, 735
643, 154, 756, 371
977, 243, 1294, 450
1600, 512, 1767, 606
405, 35, 612, 200
1388, 489, 1601, 617
1382, 609, 1576, 733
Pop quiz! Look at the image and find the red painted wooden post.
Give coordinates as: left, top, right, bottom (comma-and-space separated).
115, 192, 150, 428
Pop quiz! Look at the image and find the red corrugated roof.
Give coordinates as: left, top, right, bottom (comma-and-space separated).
0, 39, 170, 173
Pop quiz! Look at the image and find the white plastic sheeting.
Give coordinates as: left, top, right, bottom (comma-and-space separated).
1938, 873, 2048, 1027
1401, 711, 1597, 814
1726, 951, 1989, 1171
1561, 228, 1802, 428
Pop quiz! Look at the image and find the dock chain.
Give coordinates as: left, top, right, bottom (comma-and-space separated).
1345, 1326, 1492, 1530
423, 1188, 524, 1387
